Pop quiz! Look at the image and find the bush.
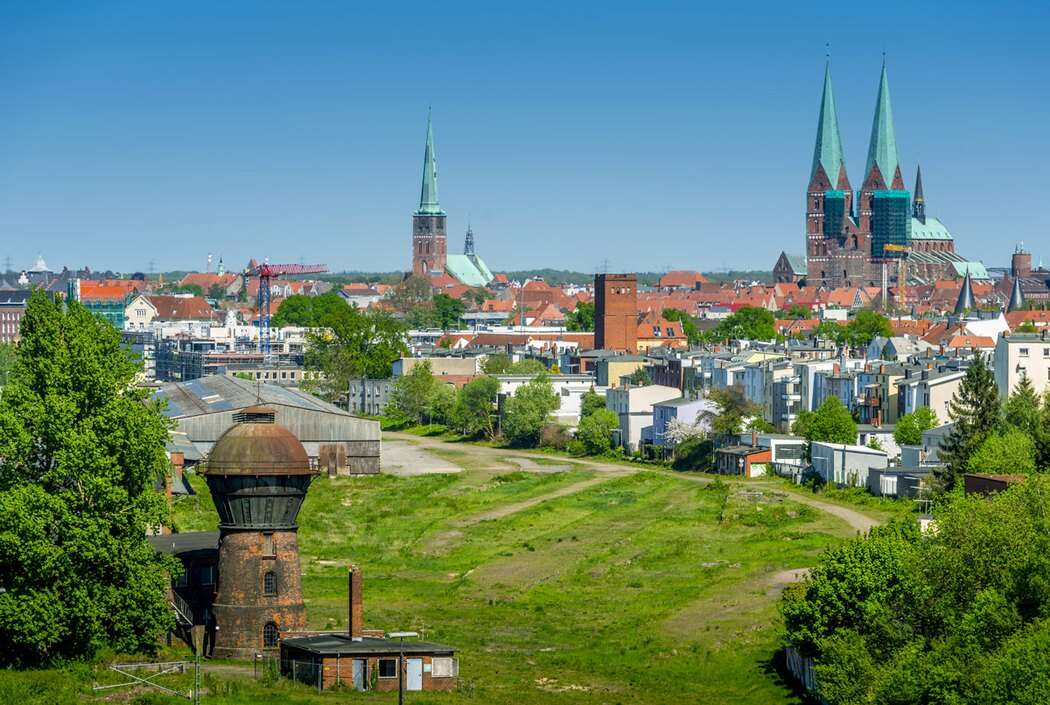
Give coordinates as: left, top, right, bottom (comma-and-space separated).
538, 424, 571, 451
575, 408, 619, 455
672, 437, 714, 471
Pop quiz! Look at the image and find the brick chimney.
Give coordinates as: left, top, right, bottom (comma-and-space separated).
348, 565, 363, 641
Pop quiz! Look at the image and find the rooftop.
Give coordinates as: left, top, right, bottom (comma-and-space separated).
153, 375, 355, 419
282, 633, 456, 657
148, 531, 219, 556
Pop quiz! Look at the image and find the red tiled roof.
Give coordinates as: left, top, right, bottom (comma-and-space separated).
147, 295, 215, 321
659, 270, 708, 289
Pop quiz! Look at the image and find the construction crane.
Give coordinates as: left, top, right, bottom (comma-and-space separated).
252, 261, 328, 364
881, 243, 911, 311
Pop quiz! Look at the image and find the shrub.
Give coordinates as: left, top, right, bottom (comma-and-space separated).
672, 437, 714, 471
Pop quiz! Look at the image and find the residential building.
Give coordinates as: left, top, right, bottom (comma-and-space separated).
605, 384, 680, 452
651, 396, 717, 448
594, 355, 648, 387
497, 374, 597, 426
69, 278, 131, 328
896, 366, 965, 422
994, 331, 1050, 398
810, 441, 889, 488
855, 362, 905, 425
0, 289, 30, 343
393, 355, 483, 378
347, 378, 394, 417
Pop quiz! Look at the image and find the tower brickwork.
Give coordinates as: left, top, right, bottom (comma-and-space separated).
595, 273, 638, 352
412, 113, 447, 276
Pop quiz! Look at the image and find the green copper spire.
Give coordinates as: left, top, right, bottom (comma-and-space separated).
811, 62, 845, 186
417, 111, 444, 215
865, 61, 902, 186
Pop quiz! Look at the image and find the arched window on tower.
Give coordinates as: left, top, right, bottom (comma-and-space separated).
264, 571, 276, 596
263, 622, 279, 647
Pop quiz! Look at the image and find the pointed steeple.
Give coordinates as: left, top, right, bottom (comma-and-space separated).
865, 61, 902, 188
1008, 276, 1025, 313
811, 62, 846, 188
912, 165, 926, 223
954, 269, 975, 315
417, 110, 444, 216
464, 223, 475, 256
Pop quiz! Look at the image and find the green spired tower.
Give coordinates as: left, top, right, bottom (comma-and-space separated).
411, 112, 448, 277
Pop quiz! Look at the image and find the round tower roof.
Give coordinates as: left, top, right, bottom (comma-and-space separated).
204, 418, 314, 476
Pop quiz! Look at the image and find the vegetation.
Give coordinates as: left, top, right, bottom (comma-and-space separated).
782, 478, 1050, 705
0, 341, 15, 387
662, 308, 701, 344
710, 306, 776, 342
624, 367, 652, 386
573, 408, 619, 455
937, 353, 1001, 490
304, 307, 407, 399
271, 291, 350, 328
480, 354, 548, 375
565, 301, 595, 332
793, 397, 858, 448
579, 389, 605, 418
451, 376, 500, 439
811, 310, 893, 349
0, 291, 174, 665
708, 385, 761, 438
671, 436, 715, 471
501, 375, 560, 447
893, 407, 938, 446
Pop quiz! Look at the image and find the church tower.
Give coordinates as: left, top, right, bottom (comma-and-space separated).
412, 113, 448, 277
860, 62, 909, 265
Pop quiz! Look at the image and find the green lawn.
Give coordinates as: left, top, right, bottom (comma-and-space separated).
8, 454, 857, 704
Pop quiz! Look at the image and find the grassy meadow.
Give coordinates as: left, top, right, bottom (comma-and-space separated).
5, 444, 864, 704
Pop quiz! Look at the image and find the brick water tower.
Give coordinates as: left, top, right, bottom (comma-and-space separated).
204, 405, 319, 658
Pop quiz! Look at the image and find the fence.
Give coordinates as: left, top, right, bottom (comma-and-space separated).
783, 646, 827, 705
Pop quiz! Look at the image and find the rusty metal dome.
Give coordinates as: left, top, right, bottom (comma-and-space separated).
204, 410, 314, 476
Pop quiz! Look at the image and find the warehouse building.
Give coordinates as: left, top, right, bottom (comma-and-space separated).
152, 375, 380, 474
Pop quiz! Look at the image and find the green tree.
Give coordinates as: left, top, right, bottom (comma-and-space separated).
938, 353, 1002, 490
565, 301, 595, 332
813, 320, 847, 345
432, 293, 465, 330
452, 376, 500, 438
714, 306, 776, 341
481, 353, 512, 375
207, 283, 226, 301
0, 342, 15, 387
894, 407, 939, 446
574, 408, 619, 455
507, 359, 548, 374
1003, 374, 1041, 436
968, 429, 1036, 476
624, 367, 652, 386
426, 382, 456, 425
793, 396, 858, 446
0, 291, 175, 665
708, 386, 761, 438
388, 361, 437, 424
272, 291, 350, 328
580, 390, 606, 418
174, 283, 204, 297
305, 308, 408, 400
782, 304, 811, 319
842, 310, 894, 348
502, 375, 560, 447
662, 308, 701, 344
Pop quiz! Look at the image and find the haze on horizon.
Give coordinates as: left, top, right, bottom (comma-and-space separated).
1, 2, 1047, 275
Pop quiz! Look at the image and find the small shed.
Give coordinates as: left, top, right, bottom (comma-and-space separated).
963, 473, 1025, 497
280, 634, 458, 692
714, 445, 772, 478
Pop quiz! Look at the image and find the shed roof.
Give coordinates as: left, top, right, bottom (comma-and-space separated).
282, 633, 455, 656
148, 531, 219, 556
153, 375, 354, 419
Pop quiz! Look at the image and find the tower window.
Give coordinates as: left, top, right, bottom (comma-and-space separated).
264, 571, 276, 595
263, 622, 279, 647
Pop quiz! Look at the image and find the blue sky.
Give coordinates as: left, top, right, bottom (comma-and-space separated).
1, 2, 1047, 275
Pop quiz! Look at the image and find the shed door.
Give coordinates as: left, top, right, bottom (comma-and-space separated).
406, 658, 423, 690
352, 659, 367, 691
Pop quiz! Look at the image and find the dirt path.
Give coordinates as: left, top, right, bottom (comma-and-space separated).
464, 473, 626, 524
385, 432, 880, 536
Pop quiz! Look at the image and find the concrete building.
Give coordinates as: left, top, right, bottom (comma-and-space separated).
811, 441, 889, 488
347, 378, 394, 417
605, 384, 681, 452
393, 355, 482, 378
896, 367, 965, 422
496, 374, 597, 426
651, 396, 717, 448
594, 355, 648, 387
153, 375, 381, 474
994, 331, 1050, 398
0, 289, 30, 343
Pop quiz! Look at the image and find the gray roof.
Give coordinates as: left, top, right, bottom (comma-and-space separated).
148, 531, 219, 556
654, 396, 709, 408
282, 633, 455, 656
153, 375, 354, 419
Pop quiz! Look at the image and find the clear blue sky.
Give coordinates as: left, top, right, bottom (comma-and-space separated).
1, 2, 1047, 275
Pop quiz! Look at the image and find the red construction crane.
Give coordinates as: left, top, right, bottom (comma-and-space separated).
252, 261, 328, 364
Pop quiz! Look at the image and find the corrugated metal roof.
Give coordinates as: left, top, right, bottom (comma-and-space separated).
153, 375, 354, 419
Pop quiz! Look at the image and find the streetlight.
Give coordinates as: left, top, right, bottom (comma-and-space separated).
387, 631, 418, 705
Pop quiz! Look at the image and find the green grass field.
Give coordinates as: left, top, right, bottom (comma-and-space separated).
6, 447, 862, 704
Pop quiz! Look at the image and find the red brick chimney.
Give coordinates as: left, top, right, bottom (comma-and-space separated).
349, 565, 363, 641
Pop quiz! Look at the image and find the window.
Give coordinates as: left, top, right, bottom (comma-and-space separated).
1043, 348, 1049, 357
263, 622, 279, 647
378, 659, 397, 678
1020, 348, 1030, 357
432, 657, 456, 678
264, 571, 276, 596
199, 565, 215, 586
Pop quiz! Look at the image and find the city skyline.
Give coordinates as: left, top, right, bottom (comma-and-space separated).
1, 2, 1048, 274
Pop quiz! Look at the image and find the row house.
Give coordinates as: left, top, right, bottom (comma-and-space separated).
605, 384, 681, 453
993, 330, 1050, 399
855, 362, 906, 425
896, 366, 966, 422
0, 290, 30, 343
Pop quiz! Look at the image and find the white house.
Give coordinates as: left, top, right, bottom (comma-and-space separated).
994, 331, 1050, 399
497, 374, 599, 427
810, 441, 888, 488
605, 384, 681, 452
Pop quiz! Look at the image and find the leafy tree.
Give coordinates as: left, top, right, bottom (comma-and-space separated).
793, 397, 858, 446
894, 407, 939, 446
938, 353, 1001, 490
387, 274, 433, 314
428, 293, 465, 330
452, 376, 500, 438
507, 358, 548, 374
502, 375, 560, 447
624, 367, 652, 386
174, 283, 204, 297
1016, 320, 1037, 333
272, 292, 350, 328
565, 301, 594, 332
388, 361, 437, 424
305, 308, 407, 400
713, 306, 775, 341
1003, 374, 1041, 437
481, 353, 512, 375
662, 416, 706, 445
813, 320, 847, 345
0, 342, 15, 387
671, 436, 715, 471
207, 283, 226, 301
662, 308, 701, 345
842, 310, 894, 349
0, 291, 175, 664
574, 408, 619, 455
708, 386, 761, 438
968, 429, 1036, 476
782, 304, 811, 319
580, 389, 606, 418
426, 382, 457, 426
